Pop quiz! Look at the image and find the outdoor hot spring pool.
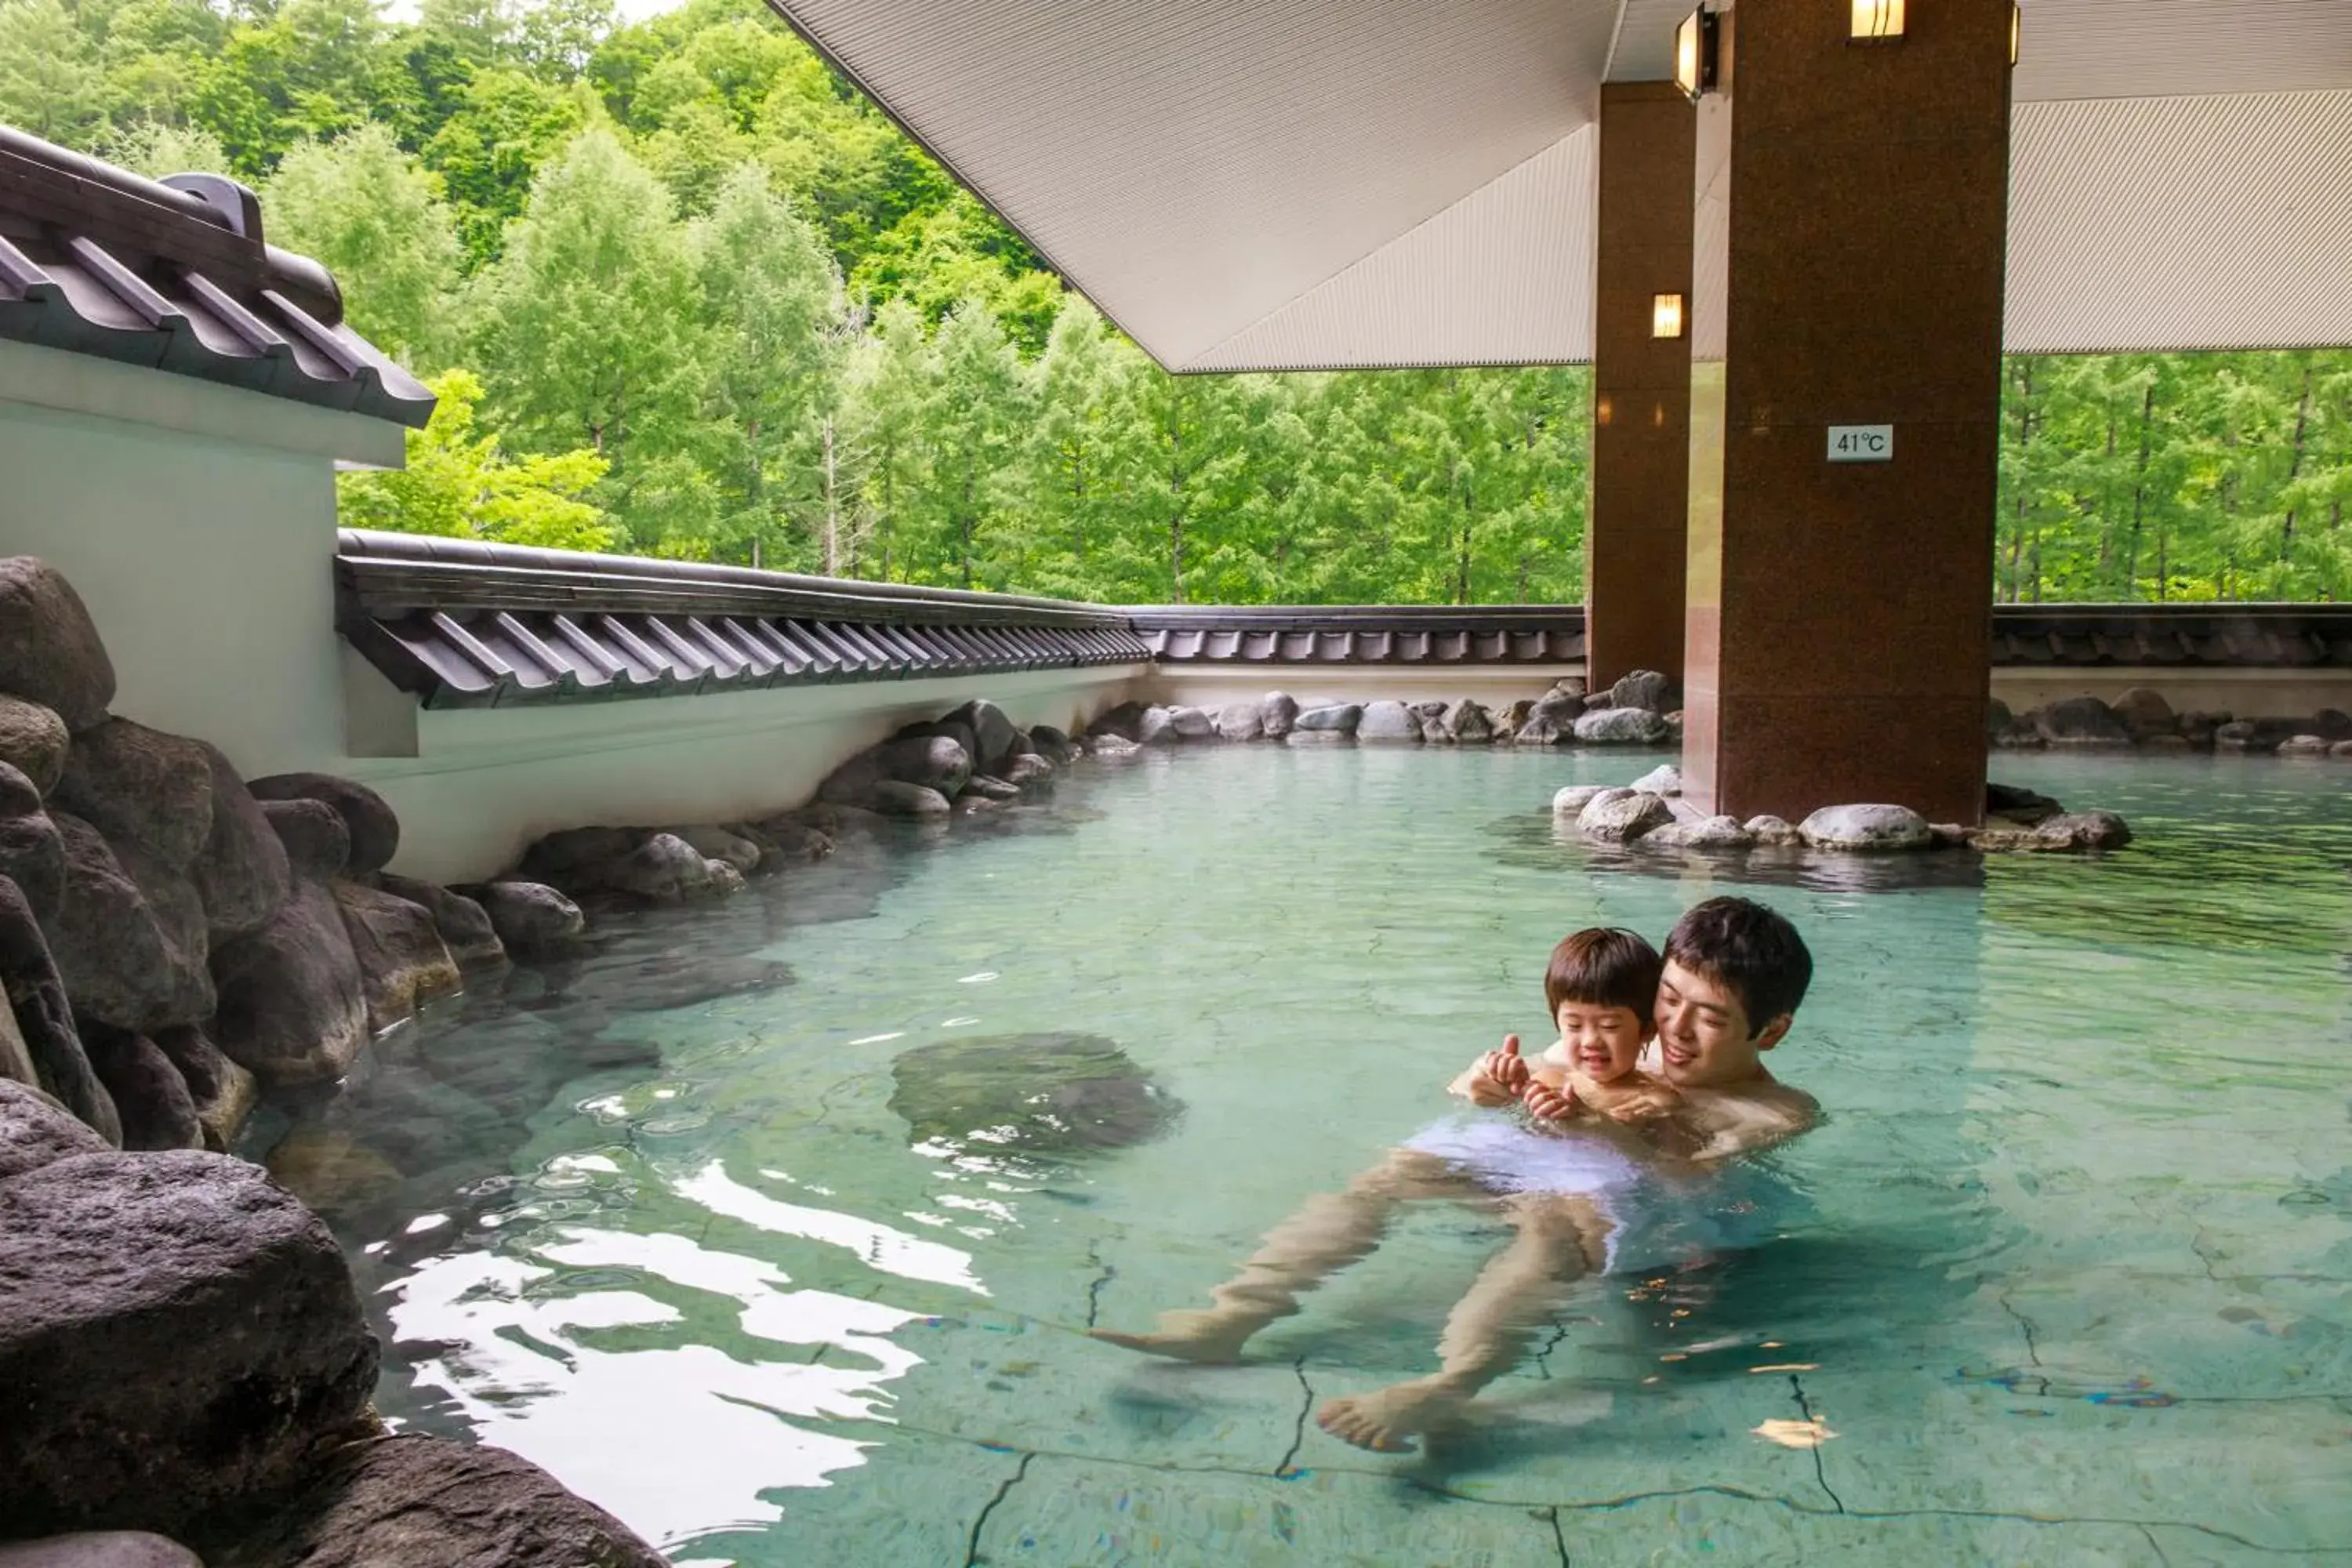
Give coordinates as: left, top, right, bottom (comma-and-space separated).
252, 745, 2352, 1565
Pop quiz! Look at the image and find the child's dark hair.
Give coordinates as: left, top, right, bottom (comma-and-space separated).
1663, 897, 1813, 1029
1543, 927, 1664, 1029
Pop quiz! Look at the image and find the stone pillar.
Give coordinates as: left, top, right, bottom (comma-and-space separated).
1680, 0, 2011, 826
1585, 82, 1696, 693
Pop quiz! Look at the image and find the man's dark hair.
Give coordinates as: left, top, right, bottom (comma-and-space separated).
1543, 927, 1664, 1029
1663, 897, 1812, 1030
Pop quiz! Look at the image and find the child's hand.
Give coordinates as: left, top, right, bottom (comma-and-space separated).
1602, 1089, 1679, 1123
1522, 1080, 1578, 1123
1464, 1036, 1530, 1106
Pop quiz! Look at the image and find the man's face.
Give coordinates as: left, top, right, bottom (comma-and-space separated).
1654, 959, 1786, 1087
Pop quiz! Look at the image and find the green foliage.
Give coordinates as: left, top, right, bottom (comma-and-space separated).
9, 0, 2343, 605
339, 369, 615, 550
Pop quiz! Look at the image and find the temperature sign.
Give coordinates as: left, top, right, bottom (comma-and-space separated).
1828, 424, 1893, 463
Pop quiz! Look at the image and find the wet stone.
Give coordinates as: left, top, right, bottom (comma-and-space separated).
0, 1077, 108, 1181
244, 774, 400, 877
0, 696, 68, 797
888, 1033, 1183, 1160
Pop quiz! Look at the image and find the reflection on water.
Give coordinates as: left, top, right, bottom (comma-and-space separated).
279, 746, 2352, 1563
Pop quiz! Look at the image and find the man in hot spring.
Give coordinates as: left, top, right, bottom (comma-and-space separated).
1094, 895, 1819, 1452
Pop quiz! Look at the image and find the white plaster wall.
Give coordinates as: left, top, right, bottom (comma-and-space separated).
0, 343, 392, 778
1149, 664, 1585, 712
344, 664, 1152, 883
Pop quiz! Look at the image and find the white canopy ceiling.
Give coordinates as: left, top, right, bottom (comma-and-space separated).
770, 0, 2352, 368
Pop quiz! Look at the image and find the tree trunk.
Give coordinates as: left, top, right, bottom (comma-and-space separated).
2280, 365, 2313, 567
821, 417, 839, 576
2125, 379, 2153, 597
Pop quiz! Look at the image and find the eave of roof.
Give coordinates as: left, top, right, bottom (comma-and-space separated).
0, 127, 434, 428
768, 0, 2352, 371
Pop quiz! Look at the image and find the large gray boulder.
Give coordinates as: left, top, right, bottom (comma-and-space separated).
1134, 706, 1179, 746
44, 815, 212, 1034
1574, 706, 1672, 744
1356, 700, 1421, 742
1512, 714, 1568, 746
837, 735, 972, 800
943, 699, 1021, 775
1003, 751, 1054, 786
674, 826, 764, 875
869, 780, 952, 817
1168, 706, 1218, 739
48, 719, 213, 871
332, 880, 462, 1032
1744, 815, 1802, 846
0, 1077, 107, 1181
465, 880, 586, 960
0, 760, 64, 921
516, 826, 636, 884
0, 877, 115, 1144
244, 773, 401, 877
1444, 699, 1494, 744
209, 881, 368, 1087
0, 558, 116, 733
1576, 789, 1672, 842
260, 799, 349, 881
207, 1435, 666, 1568
2111, 687, 2176, 739
595, 833, 735, 902
151, 1025, 256, 1154
377, 874, 504, 970
188, 745, 289, 945
1628, 764, 1684, 797
1292, 703, 1362, 735
1525, 687, 1584, 732
78, 1026, 199, 1153
1798, 803, 1933, 851
1552, 784, 1611, 817
1214, 701, 1263, 742
0, 696, 69, 797
1259, 691, 1300, 739
0, 1151, 379, 1537
1609, 670, 1673, 713
2034, 810, 2133, 851
2034, 695, 2132, 748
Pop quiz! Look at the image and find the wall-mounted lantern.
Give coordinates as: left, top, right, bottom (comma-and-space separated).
1849, 0, 1905, 40
1674, 7, 1719, 102
1652, 292, 1687, 339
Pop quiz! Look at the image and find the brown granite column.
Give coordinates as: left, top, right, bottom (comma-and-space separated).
1585, 83, 1696, 692
1681, 0, 2011, 826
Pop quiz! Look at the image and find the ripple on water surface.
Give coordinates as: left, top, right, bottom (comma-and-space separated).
275, 746, 2352, 1564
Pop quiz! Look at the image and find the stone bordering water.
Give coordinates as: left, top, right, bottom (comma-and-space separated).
1550, 766, 2132, 855
1102, 670, 1685, 750
1992, 688, 2352, 757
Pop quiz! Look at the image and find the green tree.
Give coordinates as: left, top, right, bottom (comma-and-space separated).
264, 124, 464, 368
470, 127, 706, 543
0, 0, 111, 143
339, 368, 615, 550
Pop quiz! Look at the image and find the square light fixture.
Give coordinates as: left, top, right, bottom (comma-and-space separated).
1850, 0, 1905, 40
1673, 7, 1719, 101
1652, 292, 1686, 339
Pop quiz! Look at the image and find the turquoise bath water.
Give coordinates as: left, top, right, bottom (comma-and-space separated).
285, 746, 2352, 1565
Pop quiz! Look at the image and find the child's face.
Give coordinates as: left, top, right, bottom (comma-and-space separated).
1554, 1000, 1650, 1083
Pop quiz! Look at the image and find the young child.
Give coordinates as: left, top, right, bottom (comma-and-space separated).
1094, 898, 1818, 1454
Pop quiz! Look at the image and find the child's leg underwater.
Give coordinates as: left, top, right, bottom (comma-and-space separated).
1091, 1148, 1474, 1363
1317, 1192, 1610, 1451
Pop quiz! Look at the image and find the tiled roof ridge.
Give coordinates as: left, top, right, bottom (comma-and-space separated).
0, 125, 433, 428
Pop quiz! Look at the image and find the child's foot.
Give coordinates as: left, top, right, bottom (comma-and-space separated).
1088, 1309, 1254, 1364
1315, 1377, 1468, 1452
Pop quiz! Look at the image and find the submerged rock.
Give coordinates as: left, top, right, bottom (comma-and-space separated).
888, 1033, 1183, 1159
205, 1434, 666, 1568
0, 1150, 379, 1538
2033, 810, 2133, 851
0, 557, 117, 732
